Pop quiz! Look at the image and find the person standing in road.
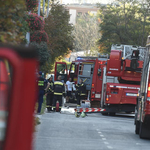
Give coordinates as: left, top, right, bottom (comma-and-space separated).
52, 75, 65, 112
78, 79, 86, 107
37, 71, 45, 114
66, 78, 73, 103
75, 82, 80, 107
45, 76, 54, 112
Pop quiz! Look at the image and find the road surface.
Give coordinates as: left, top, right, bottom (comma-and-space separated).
34, 108, 150, 150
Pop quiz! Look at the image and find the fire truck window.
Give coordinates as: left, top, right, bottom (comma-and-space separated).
70, 64, 75, 74
0, 59, 11, 149
79, 64, 92, 76
57, 64, 67, 75
140, 53, 149, 97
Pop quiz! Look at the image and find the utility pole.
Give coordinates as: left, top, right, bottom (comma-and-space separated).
38, 0, 41, 16
47, 0, 50, 18
43, 0, 45, 15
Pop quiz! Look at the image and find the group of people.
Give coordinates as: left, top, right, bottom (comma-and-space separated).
37, 71, 86, 114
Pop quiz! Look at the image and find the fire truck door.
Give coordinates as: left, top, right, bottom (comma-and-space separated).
78, 63, 94, 90
69, 63, 78, 83
55, 62, 68, 83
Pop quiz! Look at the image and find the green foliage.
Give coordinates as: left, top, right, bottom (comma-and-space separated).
44, 2, 74, 62
98, 0, 150, 53
30, 42, 49, 66
0, 0, 29, 44
73, 12, 100, 53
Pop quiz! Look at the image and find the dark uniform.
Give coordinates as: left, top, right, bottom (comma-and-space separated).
46, 80, 54, 112
78, 82, 86, 106
75, 83, 80, 106
38, 76, 45, 113
52, 80, 65, 111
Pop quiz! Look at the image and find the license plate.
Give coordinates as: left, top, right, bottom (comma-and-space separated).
126, 93, 137, 96
95, 94, 100, 98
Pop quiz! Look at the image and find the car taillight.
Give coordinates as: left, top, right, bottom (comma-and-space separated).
106, 95, 109, 101
92, 84, 94, 88
147, 83, 150, 103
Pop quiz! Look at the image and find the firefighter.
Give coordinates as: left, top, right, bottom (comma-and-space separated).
75, 82, 80, 107
52, 75, 65, 112
78, 79, 86, 107
37, 71, 45, 114
45, 76, 54, 112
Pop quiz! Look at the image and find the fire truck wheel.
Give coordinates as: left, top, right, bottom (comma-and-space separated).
139, 122, 150, 139
102, 112, 108, 116
109, 112, 115, 116
135, 121, 140, 134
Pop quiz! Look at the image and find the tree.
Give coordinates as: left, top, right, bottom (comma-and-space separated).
0, 0, 29, 44
30, 41, 49, 66
98, 0, 150, 53
73, 12, 101, 54
44, 2, 74, 72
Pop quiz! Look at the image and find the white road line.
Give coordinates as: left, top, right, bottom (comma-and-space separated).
98, 132, 101, 134
100, 135, 104, 137
102, 138, 106, 140
104, 142, 109, 145
107, 146, 113, 149
96, 129, 99, 130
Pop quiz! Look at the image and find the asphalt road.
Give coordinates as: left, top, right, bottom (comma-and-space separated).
34, 108, 150, 150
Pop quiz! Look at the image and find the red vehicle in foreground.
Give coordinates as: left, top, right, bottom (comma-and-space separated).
100, 45, 146, 115
135, 36, 150, 139
0, 46, 38, 150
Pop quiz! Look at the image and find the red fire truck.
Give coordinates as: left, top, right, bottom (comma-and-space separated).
54, 55, 108, 108
0, 46, 38, 150
135, 36, 150, 139
100, 45, 146, 115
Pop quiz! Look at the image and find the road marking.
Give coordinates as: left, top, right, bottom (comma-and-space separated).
100, 135, 104, 137
98, 132, 101, 134
107, 146, 113, 149
104, 142, 109, 145
136, 143, 141, 145
96, 129, 99, 130
102, 138, 106, 140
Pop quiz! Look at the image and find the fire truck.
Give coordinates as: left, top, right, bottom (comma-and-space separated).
55, 45, 146, 114
100, 45, 146, 115
135, 36, 150, 139
54, 55, 108, 108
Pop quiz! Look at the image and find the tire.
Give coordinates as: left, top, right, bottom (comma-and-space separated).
125, 111, 132, 114
109, 112, 116, 116
139, 122, 150, 139
102, 112, 109, 116
135, 121, 140, 134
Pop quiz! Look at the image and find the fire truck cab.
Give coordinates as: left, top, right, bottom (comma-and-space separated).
135, 36, 150, 139
54, 55, 108, 107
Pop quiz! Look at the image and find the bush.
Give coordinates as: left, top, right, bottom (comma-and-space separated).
31, 30, 49, 43
27, 13, 44, 31
26, 0, 38, 11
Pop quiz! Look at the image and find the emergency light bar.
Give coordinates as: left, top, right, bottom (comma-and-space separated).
76, 56, 97, 60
